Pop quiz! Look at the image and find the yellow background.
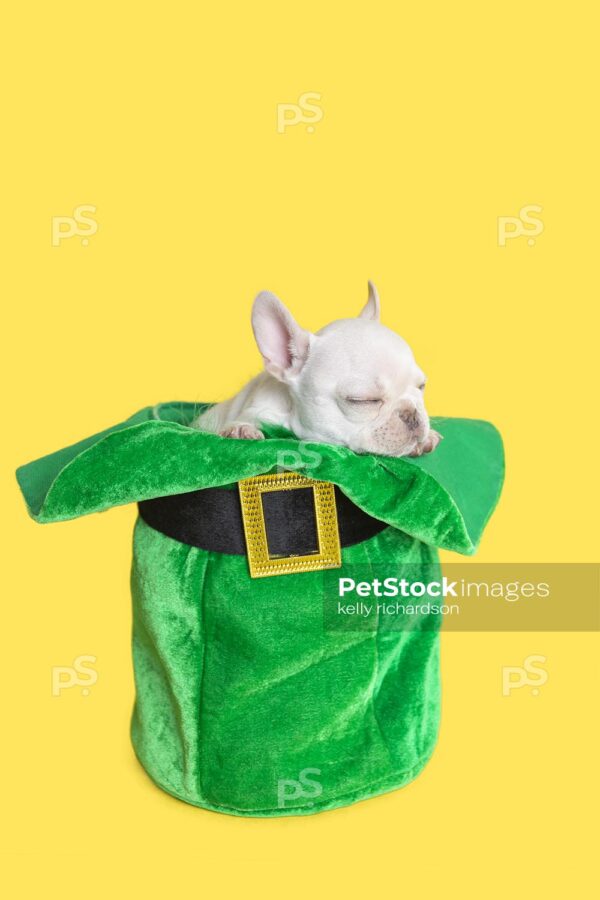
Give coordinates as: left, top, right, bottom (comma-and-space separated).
1, 2, 598, 896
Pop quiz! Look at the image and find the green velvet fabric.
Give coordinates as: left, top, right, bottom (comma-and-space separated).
16, 402, 504, 816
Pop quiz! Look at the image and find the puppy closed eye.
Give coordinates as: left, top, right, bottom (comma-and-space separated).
346, 397, 383, 406
342, 397, 383, 421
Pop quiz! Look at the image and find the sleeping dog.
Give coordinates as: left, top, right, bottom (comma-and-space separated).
193, 283, 442, 458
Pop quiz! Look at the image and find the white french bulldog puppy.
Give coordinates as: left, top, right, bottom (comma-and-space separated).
193, 283, 442, 457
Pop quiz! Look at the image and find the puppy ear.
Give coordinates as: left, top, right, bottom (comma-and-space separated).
252, 291, 312, 381
358, 281, 380, 321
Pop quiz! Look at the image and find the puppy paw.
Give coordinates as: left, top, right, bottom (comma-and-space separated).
219, 423, 265, 441
408, 429, 443, 457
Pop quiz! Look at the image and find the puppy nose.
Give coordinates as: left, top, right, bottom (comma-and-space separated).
398, 403, 420, 431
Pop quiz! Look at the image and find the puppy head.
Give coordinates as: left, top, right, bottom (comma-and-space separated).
252, 282, 431, 457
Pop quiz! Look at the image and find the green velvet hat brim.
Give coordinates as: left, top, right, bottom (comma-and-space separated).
16, 402, 504, 555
